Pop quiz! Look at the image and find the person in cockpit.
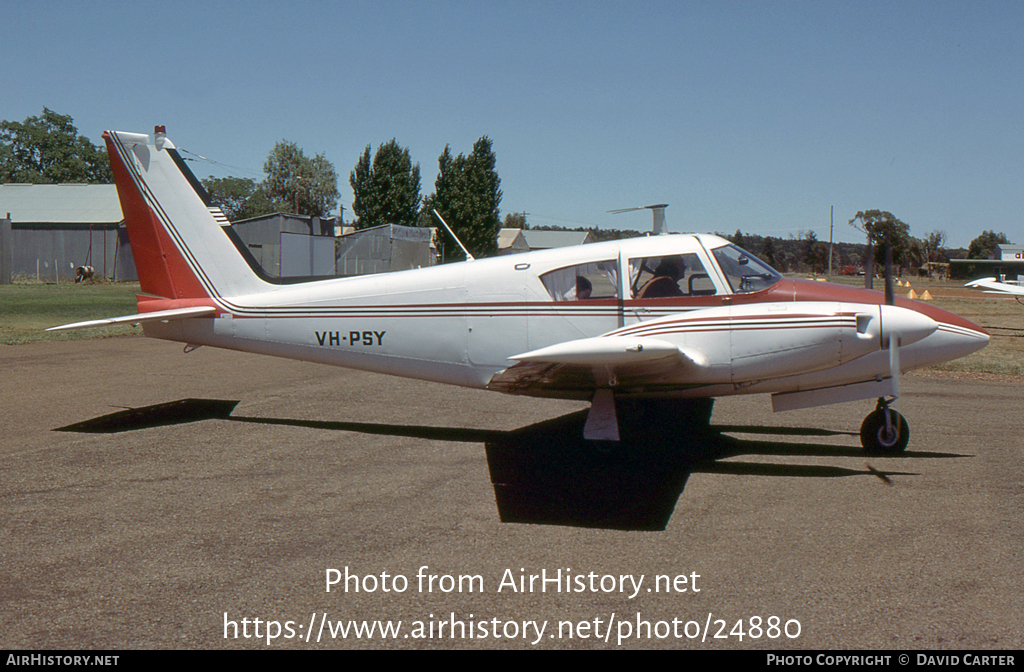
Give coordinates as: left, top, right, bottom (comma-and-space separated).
637, 256, 686, 298
575, 276, 593, 300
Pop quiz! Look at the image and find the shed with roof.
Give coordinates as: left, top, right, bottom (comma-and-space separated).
0, 183, 135, 281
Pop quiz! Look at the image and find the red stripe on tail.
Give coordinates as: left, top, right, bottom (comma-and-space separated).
104, 132, 209, 300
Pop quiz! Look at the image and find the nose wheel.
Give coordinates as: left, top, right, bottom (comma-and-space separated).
860, 398, 909, 454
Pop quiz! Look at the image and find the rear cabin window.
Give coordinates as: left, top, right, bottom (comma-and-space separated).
628, 253, 717, 299
540, 261, 620, 301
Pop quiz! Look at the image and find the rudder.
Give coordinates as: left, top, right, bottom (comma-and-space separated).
104, 128, 267, 301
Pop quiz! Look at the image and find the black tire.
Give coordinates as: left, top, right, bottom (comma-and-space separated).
860, 409, 910, 454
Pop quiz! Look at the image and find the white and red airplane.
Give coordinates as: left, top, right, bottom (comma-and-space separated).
52, 128, 989, 453
965, 277, 1024, 296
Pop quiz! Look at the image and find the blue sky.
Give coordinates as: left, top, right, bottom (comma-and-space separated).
3, 0, 1021, 247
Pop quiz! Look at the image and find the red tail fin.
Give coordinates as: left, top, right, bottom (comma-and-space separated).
104, 132, 209, 300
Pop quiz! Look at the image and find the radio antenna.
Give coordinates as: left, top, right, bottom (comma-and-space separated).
433, 209, 475, 261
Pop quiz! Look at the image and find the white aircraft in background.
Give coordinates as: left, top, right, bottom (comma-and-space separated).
965, 277, 1024, 296
51, 128, 989, 453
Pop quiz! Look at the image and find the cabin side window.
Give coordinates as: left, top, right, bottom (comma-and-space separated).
628, 253, 717, 299
540, 261, 620, 301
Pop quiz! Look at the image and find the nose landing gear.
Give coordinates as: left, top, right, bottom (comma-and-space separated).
860, 397, 909, 453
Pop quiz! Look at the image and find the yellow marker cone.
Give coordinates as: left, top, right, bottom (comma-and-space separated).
907, 289, 919, 299
921, 290, 933, 301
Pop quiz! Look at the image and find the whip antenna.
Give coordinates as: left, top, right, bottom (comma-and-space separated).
432, 209, 475, 261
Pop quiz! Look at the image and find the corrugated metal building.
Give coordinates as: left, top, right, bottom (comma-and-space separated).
230, 216, 436, 278
230, 213, 338, 277
0, 186, 440, 283
0, 183, 136, 282
335, 224, 437, 276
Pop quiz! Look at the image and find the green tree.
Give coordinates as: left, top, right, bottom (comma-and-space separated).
349, 139, 421, 229
967, 230, 1010, 259
0, 108, 111, 183
760, 237, 779, 269
921, 230, 948, 263
201, 176, 274, 221
802, 230, 828, 274
503, 212, 528, 229
849, 209, 913, 273
262, 141, 339, 217
424, 136, 502, 261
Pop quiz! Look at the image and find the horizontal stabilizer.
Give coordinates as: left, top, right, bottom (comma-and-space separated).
47, 306, 217, 332
510, 336, 702, 367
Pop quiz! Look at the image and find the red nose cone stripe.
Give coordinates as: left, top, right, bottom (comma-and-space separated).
780, 278, 988, 337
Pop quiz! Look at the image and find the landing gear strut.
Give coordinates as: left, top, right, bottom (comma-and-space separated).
860, 397, 909, 454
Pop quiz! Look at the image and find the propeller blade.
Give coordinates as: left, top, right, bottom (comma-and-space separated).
889, 331, 901, 406
884, 234, 895, 306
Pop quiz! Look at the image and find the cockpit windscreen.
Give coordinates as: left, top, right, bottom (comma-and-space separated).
711, 244, 782, 294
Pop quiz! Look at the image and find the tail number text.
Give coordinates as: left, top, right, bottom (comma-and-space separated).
316, 331, 386, 347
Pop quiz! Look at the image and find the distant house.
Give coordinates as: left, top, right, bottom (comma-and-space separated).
0, 183, 135, 281
497, 228, 529, 255
496, 228, 591, 255
995, 244, 1024, 261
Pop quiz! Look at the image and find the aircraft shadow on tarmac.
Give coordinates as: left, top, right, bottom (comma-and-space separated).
56, 398, 969, 532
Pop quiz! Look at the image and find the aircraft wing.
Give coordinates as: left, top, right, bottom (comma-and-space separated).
965, 277, 1024, 296
487, 335, 709, 397
47, 306, 217, 332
